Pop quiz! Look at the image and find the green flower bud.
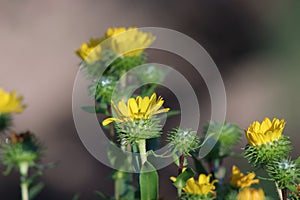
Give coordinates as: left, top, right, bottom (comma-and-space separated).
116, 117, 162, 144
266, 158, 300, 189
90, 75, 117, 104
167, 128, 200, 156
244, 135, 291, 167
0, 131, 42, 174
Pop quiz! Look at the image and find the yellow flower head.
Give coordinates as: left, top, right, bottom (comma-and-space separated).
105, 27, 155, 57
184, 174, 218, 196
237, 188, 265, 200
0, 88, 25, 114
102, 93, 169, 126
171, 173, 218, 196
75, 38, 103, 63
246, 117, 285, 146
230, 165, 259, 188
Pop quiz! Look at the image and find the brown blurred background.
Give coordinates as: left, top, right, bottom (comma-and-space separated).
1, 0, 300, 199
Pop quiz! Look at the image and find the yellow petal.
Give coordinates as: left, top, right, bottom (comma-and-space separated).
198, 174, 210, 185
128, 98, 138, 119
102, 118, 118, 126
260, 117, 271, 132
111, 101, 123, 119
140, 96, 150, 115
118, 99, 129, 118
136, 96, 142, 107
151, 108, 170, 115
170, 176, 176, 182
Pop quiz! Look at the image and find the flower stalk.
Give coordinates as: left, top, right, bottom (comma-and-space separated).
137, 139, 147, 165
114, 178, 120, 200
275, 182, 283, 200
19, 162, 29, 200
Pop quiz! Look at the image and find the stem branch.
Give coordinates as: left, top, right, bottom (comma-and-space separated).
178, 154, 184, 175
282, 188, 287, 200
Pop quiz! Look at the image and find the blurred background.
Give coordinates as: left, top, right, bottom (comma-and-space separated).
0, 0, 300, 199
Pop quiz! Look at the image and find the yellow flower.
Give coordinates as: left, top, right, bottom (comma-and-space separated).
170, 173, 218, 196
102, 93, 169, 126
230, 165, 259, 188
0, 88, 25, 114
75, 38, 103, 63
246, 117, 285, 146
237, 188, 265, 200
105, 27, 155, 57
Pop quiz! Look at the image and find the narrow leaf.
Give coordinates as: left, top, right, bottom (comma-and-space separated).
29, 182, 44, 200
295, 156, 300, 164
173, 168, 195, 189
95, 191, 109, 200
140, 161, 158, 200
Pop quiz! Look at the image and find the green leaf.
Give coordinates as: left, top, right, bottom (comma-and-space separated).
166, 110, 180, 118
295, 156, 300, 164
27, 171, 42, 186
95, 191, 110, 200
287, 184, 299, 194
29, 182, 44, 200
119, 183, 135, 200
173, 167, 195, 189
3, 164, 13, 176
140, 161, 158, 200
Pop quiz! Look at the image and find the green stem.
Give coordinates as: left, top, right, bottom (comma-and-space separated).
120, 71, 127, 89
275, 182, 283, 200
21, 182, 29, 200
115, 178, 120, 200
19, 162, 29, 200
177, 188, 182, 198
137, 139, 147, 165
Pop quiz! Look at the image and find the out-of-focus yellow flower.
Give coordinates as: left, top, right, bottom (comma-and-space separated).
105, 27, 155, 57
246, 117, 285, 146
75, 38, 102, 63
230, 165, 259, 188
0, 88, 25, 114
171, 173, 218, 196
291, 184, 300, 197
237, 188, 265, 200
102, 93, 169, 126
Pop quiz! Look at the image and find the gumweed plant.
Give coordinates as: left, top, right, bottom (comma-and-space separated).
74, 27, 300, 200
0, 88, 52, 200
